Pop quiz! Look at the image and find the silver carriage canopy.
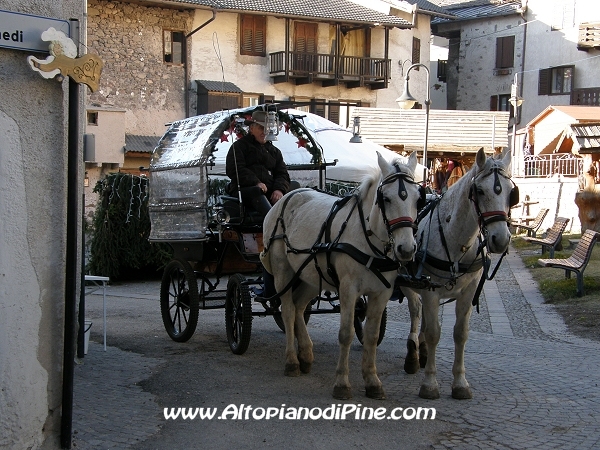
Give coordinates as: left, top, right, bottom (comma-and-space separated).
148, 106, 423, 242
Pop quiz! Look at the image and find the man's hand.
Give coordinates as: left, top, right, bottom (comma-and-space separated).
256, 182, 268, 194
270, 190, 283, 204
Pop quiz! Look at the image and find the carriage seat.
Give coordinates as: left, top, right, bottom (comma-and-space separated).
220, 195, 265, 225
220, 181, 301, 225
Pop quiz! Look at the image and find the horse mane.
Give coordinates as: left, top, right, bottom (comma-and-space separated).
356, 166, 380, 203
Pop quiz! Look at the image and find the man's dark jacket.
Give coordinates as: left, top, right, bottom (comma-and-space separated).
226, 134, 290, 195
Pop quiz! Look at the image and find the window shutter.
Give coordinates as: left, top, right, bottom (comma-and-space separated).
295, 22, 317, 53
240, 15, 266, 56
412, 37, 420, 70
490, 96, 498, 111
328, 104, 340, 125
496, 36, 515, 68
311, 99, 326, 117
254, 16, 266, 55
502, 35, 515, 68
538, 68, 551, 95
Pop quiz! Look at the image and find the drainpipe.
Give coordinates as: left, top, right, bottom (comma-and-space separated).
184, 10, 216, 117
61, 20, 81, 449
517, 0, 528, 126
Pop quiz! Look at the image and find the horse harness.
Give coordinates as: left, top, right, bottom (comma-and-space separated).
262, 166, 423, 299
411, 163, 519, 312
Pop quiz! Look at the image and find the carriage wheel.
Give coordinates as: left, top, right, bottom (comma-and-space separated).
160, 259, 199, 342
273, 302, 311, 332
354, 297, 386, 346
225, 274, 253, 355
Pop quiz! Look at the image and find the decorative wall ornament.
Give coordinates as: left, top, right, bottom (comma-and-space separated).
27, 27, 103, 92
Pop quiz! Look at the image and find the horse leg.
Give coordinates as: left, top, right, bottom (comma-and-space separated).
292, 283, 316, 374
451, 295, 474, 399
404, 290, 422, 374
332, 287, 357, 400
418, 325, 428, 369
281, 289, 301, 377
419, 292, 441, 399
361, 293, 388, 400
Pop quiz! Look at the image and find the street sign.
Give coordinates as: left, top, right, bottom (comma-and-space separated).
0, 9, 70, 52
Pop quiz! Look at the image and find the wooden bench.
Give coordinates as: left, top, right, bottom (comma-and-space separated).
522, 217, 570, 258
538, 229, 600, 297
511, 208, 549, 237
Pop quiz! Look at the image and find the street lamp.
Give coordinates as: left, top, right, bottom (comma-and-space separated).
396, 63, 431, 185
509, 72, 524, 176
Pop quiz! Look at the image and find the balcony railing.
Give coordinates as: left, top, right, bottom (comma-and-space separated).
523, 154, 583, 178
571, 87, 600, 106
269, 51, 390, 90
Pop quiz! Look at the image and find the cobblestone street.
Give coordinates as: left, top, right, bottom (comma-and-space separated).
73, 249, 600, 449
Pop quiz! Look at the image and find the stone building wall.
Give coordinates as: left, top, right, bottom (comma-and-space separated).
86, 0, 193, 135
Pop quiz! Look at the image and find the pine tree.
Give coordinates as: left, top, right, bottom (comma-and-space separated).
88, 173, 171, 280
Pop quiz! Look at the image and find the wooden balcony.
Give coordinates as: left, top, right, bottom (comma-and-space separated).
269, 51, 390, 90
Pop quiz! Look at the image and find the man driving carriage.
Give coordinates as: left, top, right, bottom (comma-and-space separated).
225, 110, 290, 215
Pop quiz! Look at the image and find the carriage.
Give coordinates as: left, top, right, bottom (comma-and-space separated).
148, 106, 421, 355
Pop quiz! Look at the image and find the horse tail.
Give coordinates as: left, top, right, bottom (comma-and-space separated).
259, 249, 273, 274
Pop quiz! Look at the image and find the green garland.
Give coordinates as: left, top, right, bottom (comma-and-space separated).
88, 173, 172, 280
224, 108, 322, 164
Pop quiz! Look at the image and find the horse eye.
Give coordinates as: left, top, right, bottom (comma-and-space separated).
477, 188, 485, 196
384, 196, 391, 203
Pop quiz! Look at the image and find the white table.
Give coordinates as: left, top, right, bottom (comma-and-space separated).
84, 275, 110, 351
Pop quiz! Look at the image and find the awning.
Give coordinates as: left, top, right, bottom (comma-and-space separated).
125, 135, 160, 154
195, 80, 243, 94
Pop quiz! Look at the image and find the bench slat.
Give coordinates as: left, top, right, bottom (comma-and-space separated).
537, 229, 600, 297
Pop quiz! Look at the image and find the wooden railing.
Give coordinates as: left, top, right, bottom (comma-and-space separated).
269, 51, 390, 88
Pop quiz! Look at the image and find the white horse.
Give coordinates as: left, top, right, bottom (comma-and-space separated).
261, 152, 422, 400
401, 148, 517, 399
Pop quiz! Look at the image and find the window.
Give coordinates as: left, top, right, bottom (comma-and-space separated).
437, 60, 447, 83
412, 37, 420, 70
243, 94, 260, 108
538, 66, 574, 95
240, 15, 266, 56
551, 0, 575, 31
495, 36, 515, 69
490, 94, 514, 118
87, 111, 98, 126
163, 30, 185, 64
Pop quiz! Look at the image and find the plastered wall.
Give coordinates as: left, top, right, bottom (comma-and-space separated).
0, 2, 82, 448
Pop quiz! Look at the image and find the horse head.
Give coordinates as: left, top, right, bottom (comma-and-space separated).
469, 148, 518, 253
370, 151, 422, 261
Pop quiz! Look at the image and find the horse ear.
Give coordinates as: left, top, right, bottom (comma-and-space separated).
501, 147, 512, 167
376, 151, 391, 176
476, 147, 487, 169
407, 151, 418, 172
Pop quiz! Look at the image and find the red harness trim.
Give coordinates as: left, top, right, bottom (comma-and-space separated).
388, 216, 414, 226
480, 211, 507, 218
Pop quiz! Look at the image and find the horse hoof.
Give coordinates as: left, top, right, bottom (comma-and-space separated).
365, 385, 386, 400
452, 386, 473, 400
404, 340, 420, 374
332, 386, 352, 400
299, 360, 312, 374
284, 363, 301, 377
419, 385, 440, 400
404, 357, 420, 374
419, 342, 428, 368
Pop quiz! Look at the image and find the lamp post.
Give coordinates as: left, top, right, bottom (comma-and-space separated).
396, 63, 431, 185
509, 73, 524, 176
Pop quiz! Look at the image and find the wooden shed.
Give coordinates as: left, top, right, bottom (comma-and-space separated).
350, 108, 510, 163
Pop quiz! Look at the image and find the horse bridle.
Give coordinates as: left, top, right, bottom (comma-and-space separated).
376, 164, 426, 236
468, 165, 519, 229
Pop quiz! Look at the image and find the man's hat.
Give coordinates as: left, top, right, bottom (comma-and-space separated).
244, 110, 269, 128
